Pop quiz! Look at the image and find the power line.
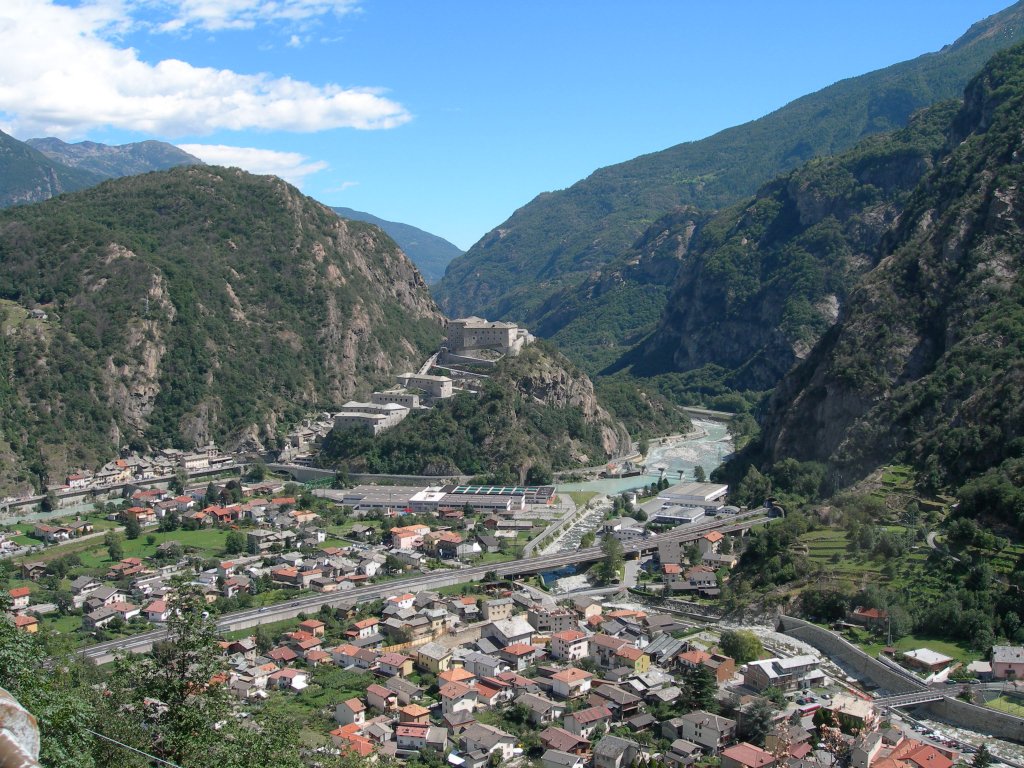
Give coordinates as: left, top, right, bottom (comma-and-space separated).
81, 727, 183, 768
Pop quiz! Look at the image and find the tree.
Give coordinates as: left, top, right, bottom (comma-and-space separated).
719, 629, 763, 664
0, 593, 96, 768
122, 513, 142, 540
972, 744, 993, 768
109, 582, 230, 768
594, 536, 624, 585
694, 465, 707, 483
680, 665, 718, 713
224, 530, 246, 555
104, 530, 124, 561
740, 696, 777, 746
245, 458, 267, 482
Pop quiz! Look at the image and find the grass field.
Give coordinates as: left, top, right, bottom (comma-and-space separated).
985, 695, 1024, 716
859, 634, 981, 663
565, 491, 597, 508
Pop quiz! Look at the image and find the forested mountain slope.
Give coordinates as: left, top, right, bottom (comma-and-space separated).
0, 166, 443, 493
757, 43, 1024, 491
26, 137, 201, 179
0, 129, 104, 207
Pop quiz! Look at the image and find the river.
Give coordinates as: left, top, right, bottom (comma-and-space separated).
558, 418, 733, 496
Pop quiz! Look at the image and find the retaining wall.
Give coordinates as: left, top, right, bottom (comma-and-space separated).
919, 696, 1024, 743
777, 615, 923, 694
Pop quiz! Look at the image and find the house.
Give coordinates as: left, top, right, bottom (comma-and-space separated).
298, 619, 325, 637
744, 656, 823, 692
823, 695, 879, 732
992, 645, 1024, 680
676, 711, 737, 753
366, 683, 398, 713
20, 562, 47, 581
679, 649, 736, 684
615, 645, 650, 674
551, 667, 593, 700
416, 641, 453, 673
564, 705, 613, 738
900, 648, 954, 674
9, 587, 30, 611
516, 692, 565, 725
396, 723, 448, 753
485, 616, 535, 647
593, 735, 640, 768
540, 726, 590, 756
385, 676, 423, 705
850, 732, 884, 768
335, 698, 367, 726
542, 749, 588, 768
461, 721, 517, 762
398, 703, 431, 724
721, 743, 776, 768
439, 681, 478, 717
144, 599, 171, 623
592, 634, 632, 668
698, 530, 724, 555
589, 685, 642, 720
350, 617, 380, 640
501, 643, 541, 671
378, 652, 414, 678
483, 597, 516, 622
663, 739, 702, 768
550, 630, 590, 662
848, 606, 889, 630
267, 668, 309, 691
14, 615, 39, 633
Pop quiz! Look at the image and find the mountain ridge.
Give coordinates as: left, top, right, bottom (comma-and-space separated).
434, 1, 1024, 351
26, 137, 202, 179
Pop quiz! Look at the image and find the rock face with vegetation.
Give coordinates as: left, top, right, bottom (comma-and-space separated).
629, 100, 959, 393
332, 207, 463, 284
0, 129, 105, 207
0, 165, 443, 493
434, 1, 1024, 360
757, 42, 1024, 490
319, 342, 632, 483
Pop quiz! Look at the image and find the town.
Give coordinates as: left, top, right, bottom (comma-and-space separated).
2, 463, 1010, 768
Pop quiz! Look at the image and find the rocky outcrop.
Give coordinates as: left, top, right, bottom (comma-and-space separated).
508, 346, 630, 458
634, 101, 957, 391
758, 43, 1024, 488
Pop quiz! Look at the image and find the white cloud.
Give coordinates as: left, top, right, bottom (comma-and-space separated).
148, 0, 361, 33
0, 0, 410, 137
177, 143, 328, 186
287, 34, 303, 47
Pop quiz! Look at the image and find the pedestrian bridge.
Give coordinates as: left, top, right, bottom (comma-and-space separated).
874, 690, 945, 708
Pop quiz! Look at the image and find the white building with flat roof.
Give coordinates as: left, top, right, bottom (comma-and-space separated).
657, 482, 729, 510
333, 401, 409, 435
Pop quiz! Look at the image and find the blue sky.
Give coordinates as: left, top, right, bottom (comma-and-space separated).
0, 1, 1015, 249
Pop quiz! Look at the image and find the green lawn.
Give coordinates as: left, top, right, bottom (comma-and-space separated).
985, 695, 1024, 716
40, 613, 83, 635
565, 491, 597, 508
859, 634, 981, 664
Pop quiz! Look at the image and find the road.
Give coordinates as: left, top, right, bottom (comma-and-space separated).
79, 512, 769, 663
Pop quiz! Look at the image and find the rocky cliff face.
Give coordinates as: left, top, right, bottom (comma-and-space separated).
505, 345, 630, 459
758, 43, 1024, 488
0, 165, 443, 491
633, 101, 957, 392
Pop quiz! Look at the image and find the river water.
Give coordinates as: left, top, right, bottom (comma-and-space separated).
559, 419, 733, 496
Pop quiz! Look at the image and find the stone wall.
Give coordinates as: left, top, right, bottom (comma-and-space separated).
776, 615, 923, 694
919, 696, 1024, 743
